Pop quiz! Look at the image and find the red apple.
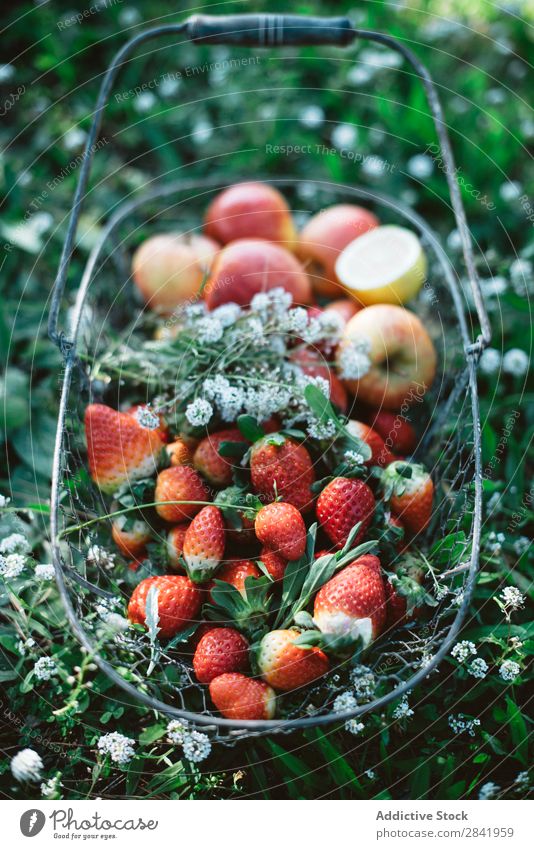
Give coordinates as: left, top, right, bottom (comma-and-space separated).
132, 233, 219, 313
323, 298, 360, 327
204, 182, 297, 248
298, 204, 379, 296
336, 304, 437, 410
204, 238, 311, 309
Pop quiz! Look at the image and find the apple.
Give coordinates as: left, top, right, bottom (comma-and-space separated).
336, 304, 437, 410
204, 238, 311, 309
323, 298, 360, 327
298, 204, 379, 296
335, 225, 427, 306
204, 182, 297, 248
132, 233, 219, 313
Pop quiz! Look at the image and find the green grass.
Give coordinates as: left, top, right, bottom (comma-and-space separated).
0, 0, 532, 799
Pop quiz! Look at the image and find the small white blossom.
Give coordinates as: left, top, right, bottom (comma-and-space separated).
0, 533, 30, 555
35, 564, 56, 581
499, 660, 521, 682
185, 398, 213, 427
344, 450, 365, 467
392, 697, 414, 720
513, 536, 530, 556
192, 118, 213, 143
33, 657, 58, 681
468, 658, 488, 679
479, 347, 502, 375
97, 732, 136, 765
134, 92, 157, 113
451, 640, 477, 663
333, 691, 358, 713
11, 749, 44, 783
500, 586, 525, 611
285, 307, 309, 335
196, 316, 224, 344
119, 7, 142, 26
514, 771, 530, 790
182, 730, 212, 763
134, 405, 160, 430
331, 123, 357, 149
345, 719, 365, 735
407, 154, 434, 179
63, 127, 87, 151
435, 585, 449, 601
448, 714, 481, 736
0, 494, 11, 508
365, 769, 376, 780
485, 530, 505, 555
0, 64, 15, 82
481, 276, 507, 298
167, 719, 188, 745
17, 637, 36, 656
250, 287, 292, 317
338, 339, 371, 380
502, 348, 529, 377
211, 303, 242, 327
362, 156, 387, 178
478, 781, 500, 800
40, 774, 63, 799
0, 553, 26, 579
350, 666, 376, 700
499, 181, 522, 202
299, 105, 325, 128
447, 229, 462, 250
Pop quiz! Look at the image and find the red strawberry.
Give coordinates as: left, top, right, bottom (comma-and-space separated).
384, 556, 427, 627
368, 411, 416, 455
111, 515, 151, 559
257, 629, 329, 692
183, 505, 225, 582
291, 348, 348, 412
316, 477, 375, 549
250, 435, 315, 513
383, 461, 434, 535
209, 672, 276, 720
346, 420, 392, 467
193, 627, 249, 684
165, 438, 194, 467
155, 466, 209, 523
209, 560, 261, 601
166, 524, 189, 571
126, 405, 170, 442
313, 554, 386, 646
255, 502, 306, 561
193, 428, 246, 487
85, 403, 165, 493
128, 575, 202, 639
259, 547, 287, 582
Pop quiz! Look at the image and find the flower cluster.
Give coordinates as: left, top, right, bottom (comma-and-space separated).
33, 657, 58, 681
499, 660, 521, 682
0, 533, 30, 555
392, 696, 414, 721
499, 586, 525, 611
337, 338, 372, 380
35, 563, 55, 581
0, 553, 26, 579
40, 774, 63, 799
166, 720, 211, 762
86, 544, 115, 570
97, 732, 136, 765
478, 781, 500, 800
134, 405, 161, 430
468, 658, 488, 679
448, 714, 481, 736
11, 749, 44, 783
451, 641, 477, 663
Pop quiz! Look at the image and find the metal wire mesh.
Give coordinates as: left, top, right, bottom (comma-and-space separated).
49, 177, 483, 741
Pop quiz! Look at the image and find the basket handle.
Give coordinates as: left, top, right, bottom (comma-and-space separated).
48, 15, 491, 358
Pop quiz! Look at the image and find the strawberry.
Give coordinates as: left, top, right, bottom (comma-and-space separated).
193, 428, 246, 487
193, 627, 249, 683
254, 502, 306, 561
291, 348, 348, 412
128, 574, 202, 639
316, 477, 375, 549
111, 515, 151, 560
209, 672, 276, 720
85, 403, 165, 493
259, 547, 287, 582
215, 486, 259, 544
257, 629, 329, 692
155, 466, 209, 523
165, 438, 194, 467
346, 420, 392, 467
166, 524, 189, 571
382, 461, 434, 535
368, 410, 416, 455
250, 435, 315, 513
183, 505, 225, 582
208, 560, 261, 601
127, 405, 170, 442
384, 554, 431, 627
313, 554, 386, 646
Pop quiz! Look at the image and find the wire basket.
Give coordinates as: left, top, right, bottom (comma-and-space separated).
48, 15, 491, 742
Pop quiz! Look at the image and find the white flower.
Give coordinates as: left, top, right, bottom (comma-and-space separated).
481, 275, 507, 298
0, 64, 15, 82
0, 494, 11, 507
514, 771, 529, 790
435, 585, 448, 601
0, 553, 26, 579
351, 667, 376, 700
40, 774, 63, 799
167, 719, 188, 745
331, 123, 357, 149
407, 154, 434, 179
134, 92, 157, 113
0, 533, 30, 555
344, 450, 365, 467
211, 303, 242, 327
184, 302, 207, 321
448, 714, 481, 736
365, 769, 376, 780
134, 405, 160, 430
35, 564, 56, 581
479, 347, 502, 375
513, 536, 530, 556
307, 416, 336, 440
192, 118, 213, 143
185, 398, 213, 427
478, 781, 500, 800
502, 348, 529, 377
17, 637, 36, 655
250, 287, 292, 317
345, 719, 365, 735
218, 385, 245, 422
499, 181, 522, 202
333, 691, 358, 713
63, 127, 87, 151
347, 66, 373, 86
447, 229, 462, 250
202, 374, 230, 401
196, 316, 224, 344
160, 76, 180, 98
182, 730, 212, 763
485, 530, 505, 555
119, 7, 142, 26
299, 105, 325, 128
509, 636, 523, 651
362, 156, 387, 178
500, 586, 525, 610
468, 658, 488, 679
97, 732, 136, 765
33, 657, 58, 681
451, 640, 477, 663
499, 660, 521, 682
285, 307, 309, 335
338, 339, 371, 380
86, 545, 115, 570
11, 749, 44, 783
392, 697, 414, 720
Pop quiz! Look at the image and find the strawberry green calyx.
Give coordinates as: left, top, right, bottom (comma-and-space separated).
381, 460, 429, 500
204, 575, 273, 640
386, 553, 437, 616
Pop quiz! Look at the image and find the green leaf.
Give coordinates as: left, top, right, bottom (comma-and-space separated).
218, 440, 248, 459
236, 414, 265, 443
